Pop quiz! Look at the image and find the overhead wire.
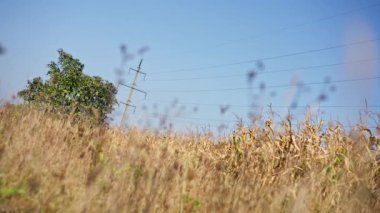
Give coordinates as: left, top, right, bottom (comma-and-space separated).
125, 3, 380, 129
148, 57, 380, 81
147, 76, 380, 93
165, 2, 380, 56
129, 112, 378, 129
150, 38, 380, 74
136, 99, 380, 109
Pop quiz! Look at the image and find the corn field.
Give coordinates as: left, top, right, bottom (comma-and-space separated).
0, 104, 379, 212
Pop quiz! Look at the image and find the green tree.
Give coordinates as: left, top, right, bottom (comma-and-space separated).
18, 49, 117, 122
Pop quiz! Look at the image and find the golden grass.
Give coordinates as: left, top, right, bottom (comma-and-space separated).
0, 104, 379, 212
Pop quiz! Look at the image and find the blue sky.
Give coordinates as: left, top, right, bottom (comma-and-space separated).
1, 0, 379, 132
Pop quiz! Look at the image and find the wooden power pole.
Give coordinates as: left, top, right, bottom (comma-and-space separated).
120, 59, 146, 128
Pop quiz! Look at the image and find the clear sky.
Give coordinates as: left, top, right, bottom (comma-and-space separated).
1, 0, 379, 133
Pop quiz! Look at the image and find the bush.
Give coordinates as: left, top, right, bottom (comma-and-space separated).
18, 49, 117, 122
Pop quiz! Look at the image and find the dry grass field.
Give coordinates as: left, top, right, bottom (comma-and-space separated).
0, 104, 379, 212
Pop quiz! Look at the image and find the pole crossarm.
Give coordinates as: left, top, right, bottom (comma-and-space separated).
120, 101, 136, 113
119, 83, 147, 99
129, 68, 147, 80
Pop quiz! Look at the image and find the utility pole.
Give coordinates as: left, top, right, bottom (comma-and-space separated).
120, 59, 146, 128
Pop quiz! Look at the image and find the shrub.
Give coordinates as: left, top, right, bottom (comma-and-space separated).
18, 49, 117, 122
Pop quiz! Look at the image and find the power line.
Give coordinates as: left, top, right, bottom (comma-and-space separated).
129, 112, 378, 129
147, 76, 380, 93
148, 57, 380, 82
132, 116, 224, 129
137, 99, 380, 109
150, 38, 380, 74
167, 2, 380, 56
131, 113, 236, 123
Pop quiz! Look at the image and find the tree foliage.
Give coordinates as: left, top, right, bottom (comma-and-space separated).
18, 49, 117, 122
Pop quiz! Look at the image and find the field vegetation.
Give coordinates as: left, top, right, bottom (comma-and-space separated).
0, 104, 379, 212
